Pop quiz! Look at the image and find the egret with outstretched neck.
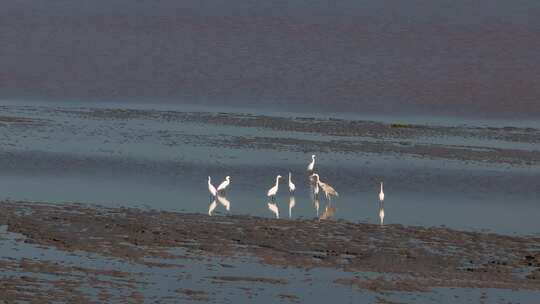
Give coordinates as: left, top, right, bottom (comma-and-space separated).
267, 175, 282, 201
307, 154, 316, 172
288, 172, 296, 193
379, 182, 385, 202
310, 173, 339, 201
217, 176, 231, 194
208, 176, 217, 198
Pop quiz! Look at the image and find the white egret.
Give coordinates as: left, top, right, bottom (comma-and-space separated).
268, 202, 279, 219
307, 154, 316, 172
310, 174, 339, 201
208, 176, 217, 198
267, 175, 282, 200
288, 172, 296, 193
288, 196, 296, 219
379, 182, 385, 202
208, 200, 217, 216
313, 197, 320, 217
217, 176, 231, 193
217, 195, 230, 211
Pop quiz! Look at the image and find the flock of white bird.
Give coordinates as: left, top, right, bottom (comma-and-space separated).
207, 154, 386, 223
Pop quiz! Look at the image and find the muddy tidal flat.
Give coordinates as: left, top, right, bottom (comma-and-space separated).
0, 201, 540, 303
0, 102, 539, 302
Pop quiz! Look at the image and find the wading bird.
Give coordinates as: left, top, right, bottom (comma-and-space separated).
217, 176, 231, 194
288, 172, 296, 193
267, 175, 282, 200
268, 202, 279, 219
208, 176, 217, 198
307, 154, 316, 172
310, 174, 339, 201
379, 182, 385, 203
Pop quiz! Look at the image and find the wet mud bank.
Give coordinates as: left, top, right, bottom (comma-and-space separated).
0, 200, 539, 302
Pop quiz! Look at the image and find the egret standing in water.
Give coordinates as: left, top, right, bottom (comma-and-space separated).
310, 173, 339, 202
267, 175, 282, 201
379, 182, 385, 203
217, 176, 231, 194
288, 172, 296, 193
307, 154, 316, 172
207, 176, 217, 199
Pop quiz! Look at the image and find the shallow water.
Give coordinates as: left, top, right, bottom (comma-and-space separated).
0, 102, 538, 236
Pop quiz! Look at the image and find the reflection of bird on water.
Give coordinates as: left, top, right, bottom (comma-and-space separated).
313, 197, 320, 217
313, 181, 319, 198
379, 202, 385, 225
217, 176, 231, 194
208, 200, 217, 216
268, 202, 279, 219
288, 196, 296, 219
208, 176, 217, 198
379, 182, 385, 203
307, 154, 316, 172
288, 172, 296, 193
320, 204, 336, 220
217, 195, 230, 211
310, 174, 339, 201
267, 175, 282, 201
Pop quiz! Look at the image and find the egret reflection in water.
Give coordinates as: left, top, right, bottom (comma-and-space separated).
313, 197, 320, 217
320, 204, 336, 220
268, 202, 279, 219
288, 196, 296, 218
379, 202, 385, 225
217, 195, 231, 212
208, 200, 217, 216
